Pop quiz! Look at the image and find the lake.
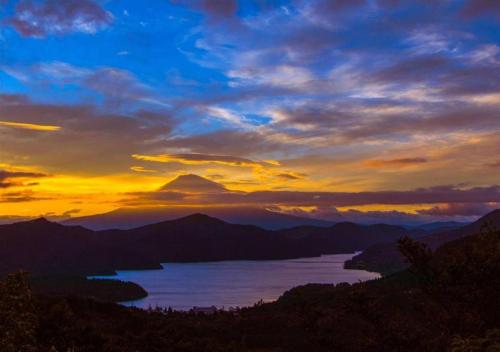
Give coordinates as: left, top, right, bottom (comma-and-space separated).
97, 253, 380, 310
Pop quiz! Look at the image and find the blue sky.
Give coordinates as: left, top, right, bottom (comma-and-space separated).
0, 0, 500, 223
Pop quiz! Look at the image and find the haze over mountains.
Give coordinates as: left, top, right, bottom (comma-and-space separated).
65, 174, 334, 230
64, 206, 333, 231
63, 174, 470, 231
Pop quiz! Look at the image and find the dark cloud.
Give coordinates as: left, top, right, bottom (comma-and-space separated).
0, 170, 47, 179
313, 0, 368, 13
374, 55, 450, 84
375, 0, 448, 10
164, 130, 285, 156
273, 102, 500, 144
0, 94, 29, 105
279, 205, 435, 226
364, 157, 428, 168
128, 182, 500, 208
0, 169, 48, 188
0, 209, 81, 224
370, 53, 500, 96
8, 0, 113, 38
275, 25, 340, 65
42, 208, 81, 221
461, 0, 500, 20
199, 0, 237, 18
172, 0, 238, 20
0, 94, 175, 174
439, 65, 500, 96
0, 191, 52, 203
272, 105, 353, 130
340, 107, 500, 143
376, 0, 401, 8
417, 202, 498, 216
276, 173, 306, 180
237, 185, 500, 207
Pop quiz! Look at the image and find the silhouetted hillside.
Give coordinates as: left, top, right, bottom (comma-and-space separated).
345, 209, 500, 275
1, 214, 414, 276
99, 214, 416, 262
100, 214, 323, 261
30, 275, 147, 302
0, 218, 160, 276
279, 221, 423, 253
2, 221, 498, 351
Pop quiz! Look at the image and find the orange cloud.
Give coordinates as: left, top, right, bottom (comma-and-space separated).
363, 157, 428, 168
131, 153, 279, 168
0, 121, 61, 131
130, 166, 157, 173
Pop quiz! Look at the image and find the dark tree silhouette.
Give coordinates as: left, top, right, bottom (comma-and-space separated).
0, 272, 38, 352
397, 236, 434, 284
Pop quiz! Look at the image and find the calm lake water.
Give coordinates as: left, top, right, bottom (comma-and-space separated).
97, 253, 380, 310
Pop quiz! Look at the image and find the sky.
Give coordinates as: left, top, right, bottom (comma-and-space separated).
0, 0, 499, 224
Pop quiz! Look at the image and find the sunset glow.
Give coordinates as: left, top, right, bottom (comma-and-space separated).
1, 0, 499, 225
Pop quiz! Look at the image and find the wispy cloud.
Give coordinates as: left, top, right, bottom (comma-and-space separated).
8, 0, 113, 38
363, 157, 428, 168
128, 182, 500, 209
130, 166, 157, 173
0, 121, 61, 131
1, 0, 500, 219
132, 153, 278, 168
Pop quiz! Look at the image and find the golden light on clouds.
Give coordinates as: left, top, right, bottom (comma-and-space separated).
131, 153, 279, 168
130, 166, 157, 173
363, 157, 428, 168
0, 121, 61, 131
470, 93, 500, 105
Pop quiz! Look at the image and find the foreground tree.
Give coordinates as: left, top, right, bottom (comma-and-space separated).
0, 272, 38, 352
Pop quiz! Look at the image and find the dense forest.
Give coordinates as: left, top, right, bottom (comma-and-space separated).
29, 276, 147, 303
1, 225, 499, 351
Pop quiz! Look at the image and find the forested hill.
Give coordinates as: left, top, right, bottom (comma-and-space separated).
0, 213, 416, 276
345, 209, 500, 275
1, 223, 499, 351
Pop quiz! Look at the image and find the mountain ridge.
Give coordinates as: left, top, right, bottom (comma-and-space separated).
1, 213, 414, 276
345, 208, 500, 275
159, 174, 229, 193
63, 205, 335, 230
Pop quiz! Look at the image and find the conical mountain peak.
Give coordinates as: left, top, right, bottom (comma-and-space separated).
159, 174, 227, 193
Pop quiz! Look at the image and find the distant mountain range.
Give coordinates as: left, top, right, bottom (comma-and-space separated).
64, 174, 334, 230
64, 205, 334, 230
345, 209, 500, 275
63, 175, 473, 230
408, 221, 468, 232
0, 214, 419, 276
